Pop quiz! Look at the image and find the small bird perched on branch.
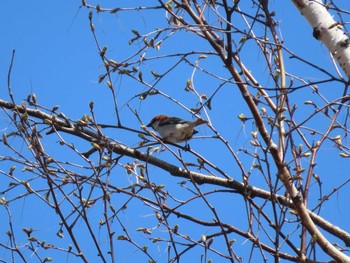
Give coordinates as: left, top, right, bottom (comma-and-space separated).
147, 115, 208, 144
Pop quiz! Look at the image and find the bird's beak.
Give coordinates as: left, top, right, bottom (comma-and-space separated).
146, 122, 152, 127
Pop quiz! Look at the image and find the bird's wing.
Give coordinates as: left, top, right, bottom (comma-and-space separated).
158, 117, 189, 126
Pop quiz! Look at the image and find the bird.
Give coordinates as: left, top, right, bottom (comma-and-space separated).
146, 115, 208, 144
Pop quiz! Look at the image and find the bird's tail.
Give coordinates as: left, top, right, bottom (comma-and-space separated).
193, 118, 208, 127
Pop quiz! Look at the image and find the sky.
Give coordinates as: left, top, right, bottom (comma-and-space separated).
1, 1, 350, 262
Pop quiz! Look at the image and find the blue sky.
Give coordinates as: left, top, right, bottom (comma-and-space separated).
1, 1, 350, 262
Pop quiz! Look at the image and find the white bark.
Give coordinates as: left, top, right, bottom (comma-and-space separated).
292, 0, 350, 78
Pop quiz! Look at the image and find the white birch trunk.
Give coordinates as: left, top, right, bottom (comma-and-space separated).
292, 0, 350, 78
